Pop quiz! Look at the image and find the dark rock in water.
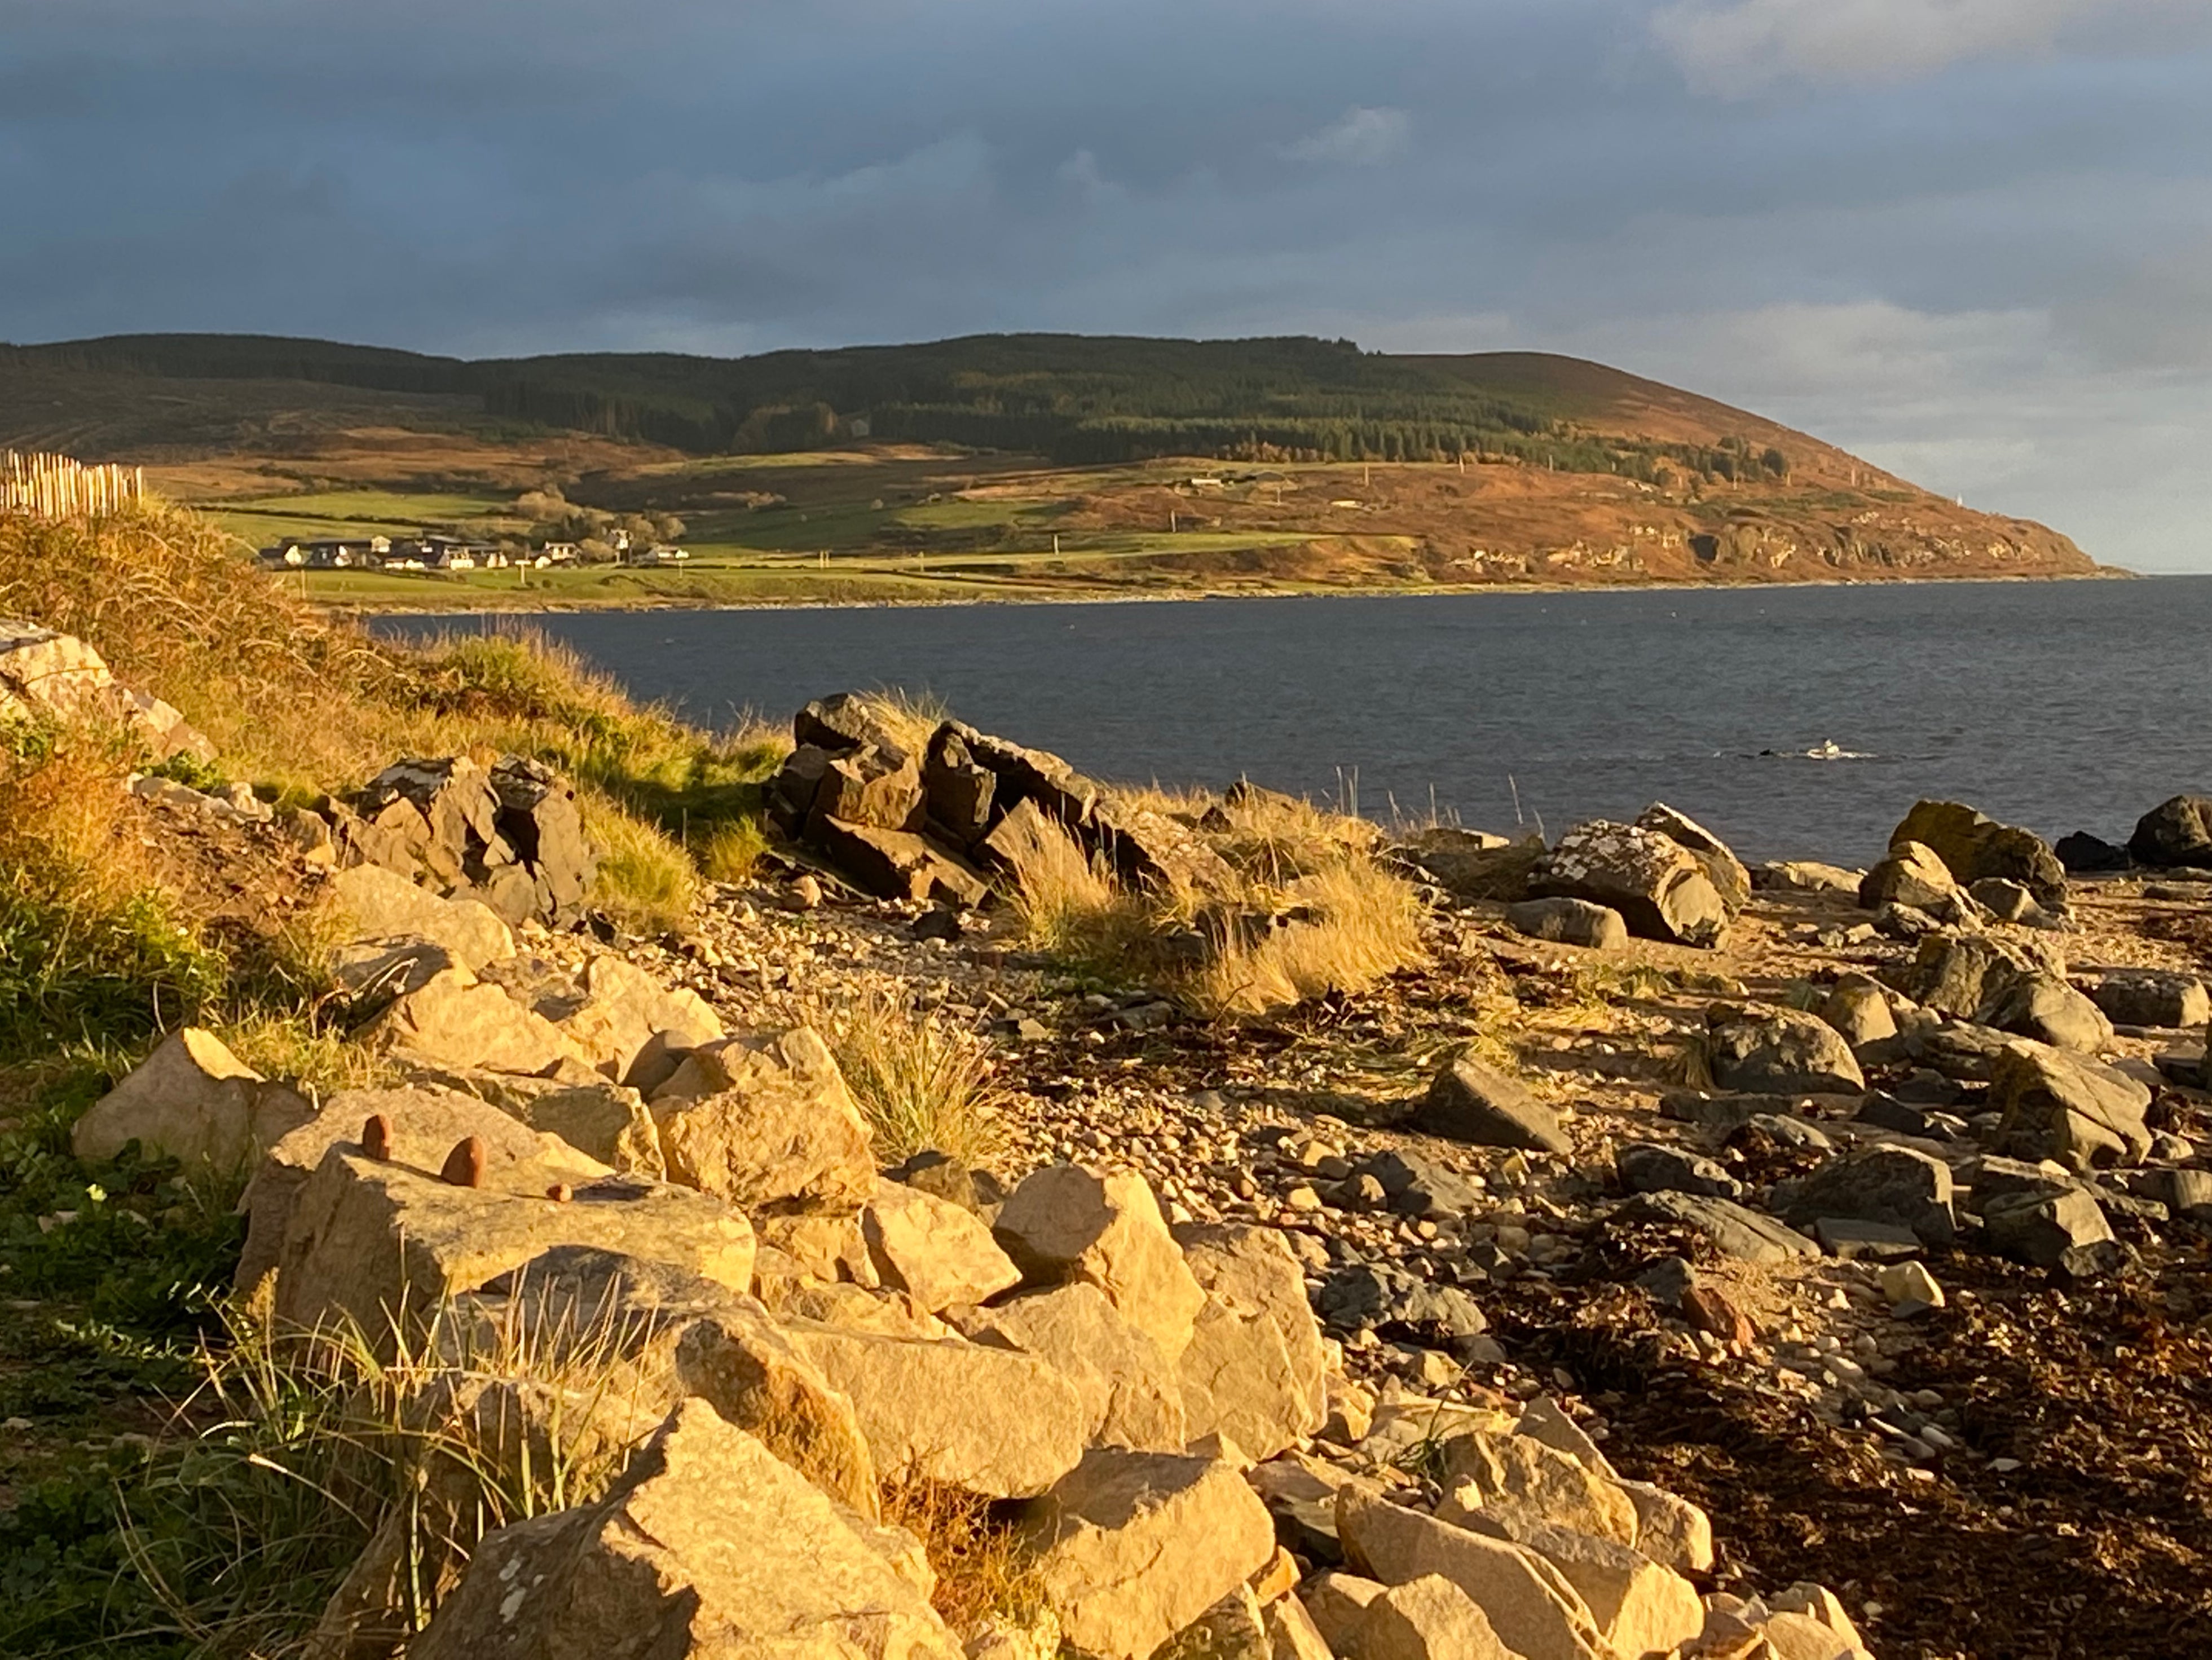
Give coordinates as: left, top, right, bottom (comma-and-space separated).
1774, 1145, 1957, 1247
1889, 799, 2068, 904
1416, 1056, 1571, 1154
1616, 1142, 1742, 1200
1534, 820, 1730, 947
2091, 971, 2210, 1031
1357, 1149, 1484, 1219
1705, 1007, 1865, 1097
1981, 1188, 2121, 1276
2130, 795, 2212, 869
1633, 802, 1751, 913
2055, 831, 2130, 874
1316, 1262, 1487, 1338
1504, 896, 1628, 950
1621, 1191, 1819, 1264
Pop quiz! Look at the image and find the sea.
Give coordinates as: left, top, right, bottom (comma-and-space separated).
374, 578, 2212, 868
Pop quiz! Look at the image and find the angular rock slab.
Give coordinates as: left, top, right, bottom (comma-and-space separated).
1535, 820, 1729, 946
1990, 1041, 2153, 1170
69, 1027, 313, 1173
993, 1164, 1206, 1362
328, 861, 515, 972
649, 1028, 876, 1212
1023, 1448, 1276, 1660
861, 1177, 1023, 1312
1415, 1055, 1570, 1154
359, 965, 589, 1076
1173, 1223, 1328, 1463
1352, 1574, 1515, 1660
1706, 1007, 1865, 1097
407, 1399, 960, 1660
957, 1283, 1187, 1452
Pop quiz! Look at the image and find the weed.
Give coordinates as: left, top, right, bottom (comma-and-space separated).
820, 990, 1012, 1166
878, 1477, 1050, 1640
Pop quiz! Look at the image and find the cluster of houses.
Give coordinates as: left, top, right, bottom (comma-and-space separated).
257, 530, 690, 573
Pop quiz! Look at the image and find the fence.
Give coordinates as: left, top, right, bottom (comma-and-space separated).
1, 452, 146, 519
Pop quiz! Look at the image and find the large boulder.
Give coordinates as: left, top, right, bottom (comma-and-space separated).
2129, 795, 2212, 869
1973, 971, 2113, 1053
1351, 1575, 1514, 1660
1438, 1433, 1636, 1545
1990, 1042, 2153, 1169
1981, 1188, 2122, 1275
1706, 1007, 1865, 1096
1634, 803, 1751, 913
807, 742, 927, 834
358, 966, 590, 1076
813, 817, 990, 906
1415, 1055, 1571, 1154
955, 1283, 1187, 1451
1173, 1223, 1328, 1462
1335, 1487, 1613, 1660
69, 1028, 314, 1173
1534, 821, 1729, 946
328, 862, 515, 972
1023, 1449, 1276, 1660
1891, 799, 2067, 905
1504, 897, 1628, 951
556, 956, 724, 1090
647, 1028, 876, 1213
0, 619, 211, 760
992, 1165, 1206, 1361
1907, 930, 2061, 1019
2094, 971, 2212, 1030
1775, 1146, 1958, 1247
782, 1320, 1087, 1498
1858, 840, 1959, 912
860, 1178, 1023, 1311
268, 1150, 754, 1348
406, 1399, 960, 1660
236, 1083, 610, 1297
1435, 1510, 1704, 1660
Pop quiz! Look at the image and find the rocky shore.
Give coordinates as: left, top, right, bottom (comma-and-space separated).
11, 618, 2212, 1659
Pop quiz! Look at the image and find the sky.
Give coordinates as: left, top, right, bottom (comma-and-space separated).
5, 0, 2211, 569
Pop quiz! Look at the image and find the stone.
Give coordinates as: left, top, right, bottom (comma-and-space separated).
807, 742, 926, 834
68, 1028, 313, 1173
1352, 1574, 1514, 1660
236, 1084, 610, 1297
1090, 800, 1240, 895
271, 1155, 755, 1349
1515, 1396, 1618, 1480
481, 1076, 664, 1178
782, 1320, 1086, 1498
2092, 971, 2211, 1030
1878, 1260, 1945, 1309
814, 816, 990, 906
406, 1399, 959, 1660
1438, 1433, 1637, 1546
1974, 972, 2113, 1054
1299, 1572, 1386, 1654
1157, 1583, 1272, 1660
1706, 1007, 1865, 1096
1858, 841, 1960, 912
558, 956, 724, 1089
888, 1148, 986, 1213
1761, 1609, 1863, 1660
1439, 1511, 1705, 1660
1635, 803, 1751, 913
1534, 820, 1730, 947
1776, 1146, 1958, 1247
1908, 930, 2062, 1020
1024, 1449, 1276, 1660
1821, 974, 1898, 1047
1990, 1042, 2153, 1169
1174, 1223, 1329, 1461
1263, 1595, 1336, 1660
1504, 897, 1629, 950
1398, 831, 1546, 902
0, 620, 212, 760
647, 1028, 877, 1212
1623, 1191, 1820, 1264
1616, 1142, 1742, 1200
358, 966, 589, 1076
1756, 861, 1862, 896
1981, 1188, 2122, 1275
957, 1283, 1187, 1451
1416, 1055, 1571, 1154
1891, 799, 2068, 904
860, 1177, 1022, 1311
1335, 1487, 1612, 1660
337, 754, 593, 927
327, 862, 514, 972
1315, 1262, 1488, 1338
2056, 830, 2131, 874
1618, 1480, 1715, 1575
1971, 877, 2039, 922
993, 1164, 1206, 1361
2130, 795, 2212, 869
1358, 1149, 1484, 1219
794, 691, 910, 756
921, 724, 998, 846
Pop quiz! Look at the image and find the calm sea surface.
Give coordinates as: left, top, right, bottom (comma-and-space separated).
376, 579, 2212, 866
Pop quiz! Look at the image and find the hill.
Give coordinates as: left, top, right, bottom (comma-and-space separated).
0, 332, 2100, 603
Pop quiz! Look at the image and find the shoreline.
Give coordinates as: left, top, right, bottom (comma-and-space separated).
337, 565, 2135, 620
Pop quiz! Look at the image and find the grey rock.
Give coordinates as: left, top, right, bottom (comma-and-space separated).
1981, 1188, 2122, 1275
1891, 799, 2068, 905
1706, 1008, 1866, 1096
1969, 878, 2039, 922
1775, 1145, 1958, 1247
1633, 1256, 1698, 1306
1622, 1191, 1819, 1264
2130, 795, 2212, 869
1811, 1218, 1925, 1260
1859, 841, 1959, 912
1959, 1155, 2077, 1213
1416, 1056, 1571, 1155
2092, 972, 2211, 1031
1533, 820, 1730, 946
1634, 803, 1751, 913
1504, 897, 1629, 951
1974, 972, 2114, 1054
2056, 831, 2131, 874
1615, 1142, 1742, 1200
1316, 1263, 1488, 1339
1991, 1042, 2154, 1170
1359, 1149, 1484, 1219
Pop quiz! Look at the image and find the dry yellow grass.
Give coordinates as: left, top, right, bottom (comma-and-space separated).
818, 988, 1012, 1165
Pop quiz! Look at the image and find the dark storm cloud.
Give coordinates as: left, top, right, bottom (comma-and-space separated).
4, 0, 2212, 565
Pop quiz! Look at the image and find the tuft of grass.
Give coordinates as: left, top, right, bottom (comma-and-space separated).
878, 1478, 1050, 1641
858, 686, 949, 756
697, 817, 773, 886
1001, 812, 1156, 971
820, 990, 1011, 1166
1189, 857, 1425, 1016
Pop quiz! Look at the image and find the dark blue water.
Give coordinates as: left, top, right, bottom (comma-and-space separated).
376, 580, 2212, 865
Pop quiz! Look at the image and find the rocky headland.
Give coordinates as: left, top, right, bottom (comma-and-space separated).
7, 574, 2212, 1658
